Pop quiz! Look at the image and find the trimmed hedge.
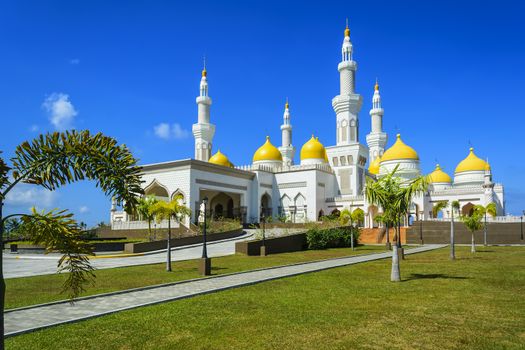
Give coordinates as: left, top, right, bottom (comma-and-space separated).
306, 226, 360, 249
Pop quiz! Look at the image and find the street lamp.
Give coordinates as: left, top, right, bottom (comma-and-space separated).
199, 197, 211, 275
419, 211, 424, 245
260, 212, 267, 256
520, 210, 525, 241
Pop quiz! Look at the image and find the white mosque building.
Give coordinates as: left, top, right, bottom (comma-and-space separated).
110, 25, 505, 229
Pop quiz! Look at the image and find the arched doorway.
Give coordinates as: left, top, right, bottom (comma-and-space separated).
214, 204, 224, 218
331, 209, 341, 217
318, 210, 324, 220
210, 192, 234, 219
261, 193, 272, 218
462, 202, 475, 216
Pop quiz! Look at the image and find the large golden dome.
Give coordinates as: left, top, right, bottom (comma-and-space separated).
428, 164, 451, 183
300, 136, 327, 161
381, 134, 419, 162
253, 136, 283, 162
455, 148, 488, 173
368, 156, 381, 175
209, 150, 233, 168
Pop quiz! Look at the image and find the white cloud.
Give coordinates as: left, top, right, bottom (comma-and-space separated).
153, 122, 189, 140
5, 185, 57, 208
79, 206, 89, 213
69, 58, 80, 65
30, 124, 39, 132
42, 93, 78, 130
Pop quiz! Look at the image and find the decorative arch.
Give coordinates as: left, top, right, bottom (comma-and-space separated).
331, 208, 341, 217
462, 202, 475, 216
171, 189, 185, 204
280, 194, 292, 208
210, 192, 234, 219
294, 193, 306, 207
144, 179, 170, 201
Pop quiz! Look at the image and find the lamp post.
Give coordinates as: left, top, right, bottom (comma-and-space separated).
483, 211, 488, 246
520, 210, 525, 241
260, 212, 267, 256
199, 197, 211, 275
419, 211, 424, 245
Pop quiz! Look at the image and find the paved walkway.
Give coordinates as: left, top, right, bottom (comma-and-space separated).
3, 232, 254, 278
4, 244, 446, 337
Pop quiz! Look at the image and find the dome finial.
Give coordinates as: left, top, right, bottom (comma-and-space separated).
396, 133, 401, 139
374, 78, 379, 91
201, 55, 207, 77
344, 18, 350, 37
285, 97, 289, 109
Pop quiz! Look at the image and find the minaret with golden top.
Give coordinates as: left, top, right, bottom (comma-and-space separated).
279, 99, 295, 166
366, 79, 387, 164
332, 20, 362, 145
192, 59, 216, 161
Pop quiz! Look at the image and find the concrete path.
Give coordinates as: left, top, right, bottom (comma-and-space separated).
4, 244, 445, 337
3, 232, 254, 278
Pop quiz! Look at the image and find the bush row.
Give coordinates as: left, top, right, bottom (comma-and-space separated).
306, 226, 360, 249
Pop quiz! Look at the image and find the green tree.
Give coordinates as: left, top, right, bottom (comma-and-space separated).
0, 130, 143, 347
450, 200, 460, 260
461, 205, 484, 253
150, 196, 191, 271
480, 202, 497, 246
351, 208, 365, 227
432, 201, 448, 218
136, 195, 159, 241
365, 166, 428, 282
339, 208, 351, 226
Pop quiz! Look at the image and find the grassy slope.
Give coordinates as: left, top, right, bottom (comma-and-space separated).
7, 246, 525, 350
6, 245, 385, 309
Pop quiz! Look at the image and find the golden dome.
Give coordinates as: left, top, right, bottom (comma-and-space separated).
202, 68, 207, 77
300, 135, 326, 161
428, 164, 451, 183
368, 156, 381, 175
455, 148, 489, 173
209, 150, 233, 168
485, 161, 491, 171
253, 136, 283, 162
380, 134, 419, 162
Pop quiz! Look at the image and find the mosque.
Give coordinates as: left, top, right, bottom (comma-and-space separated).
110, 25, 505, 229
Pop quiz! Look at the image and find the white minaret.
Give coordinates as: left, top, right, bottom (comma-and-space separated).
192, 63, 216, 161
483, 160, 495, 205
366, 80, 388, 161
332, 22, 363, 145
279, 100, 295, 166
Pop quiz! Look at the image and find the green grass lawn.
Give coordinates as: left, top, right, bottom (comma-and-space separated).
6, 245, 386, 309
6, 246, 525, 349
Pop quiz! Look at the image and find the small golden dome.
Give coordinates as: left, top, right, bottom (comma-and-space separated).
285, 100, 289, 109
344, 27, 350, 37
209, 150, 233, 168
300, 135, 327, 161
428, 164, 451, 183
455, 148, 488, 173
253, 136, 283, 162
374, 80, 379, 91
368, 156, 381, 175
380, 134, 419, 162
202, 68, 207, 77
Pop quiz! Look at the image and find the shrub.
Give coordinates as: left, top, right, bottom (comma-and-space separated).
306, 226, 360, 249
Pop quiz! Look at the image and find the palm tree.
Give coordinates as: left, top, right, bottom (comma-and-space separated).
481, 202, 497, 246
150, 196, 191, 271
461, 206, 484, 253
450, 200, 460, 260
365, 166, 428, 282
0, 130, 143, 347
351, 208, 365, 227
432, 201, 448, 218
136, 195, 159, 241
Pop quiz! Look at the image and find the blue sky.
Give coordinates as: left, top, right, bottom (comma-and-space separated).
2, 0, 525, 225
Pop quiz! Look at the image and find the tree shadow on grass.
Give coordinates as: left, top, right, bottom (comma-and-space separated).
403, 273, 470, 281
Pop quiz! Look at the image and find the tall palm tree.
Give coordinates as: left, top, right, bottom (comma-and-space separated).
461, 205, 484, 253
136, 195, 159, 241
0, 130, 143, 347
365, 166, 428, 282
432, 201, 448, 218
450, 200, 460, 260
481, 202, 497, 246
150, 196, 191, 271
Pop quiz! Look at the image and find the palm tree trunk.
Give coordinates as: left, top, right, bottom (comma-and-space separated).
385, 223, 390, 250
450, 212, 455, 260
471, 232, 476, 253
391, 244, 401, 282
483, 213, 487, 246
166, 219, 172, 271
148, 220, 152, 242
